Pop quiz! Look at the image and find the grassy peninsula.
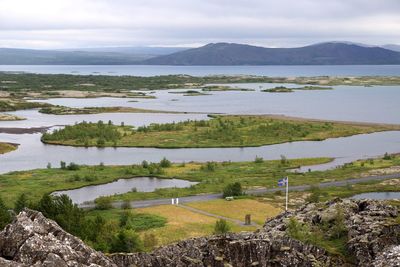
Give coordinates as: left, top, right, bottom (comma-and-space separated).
0, 113, 25, 121
41, 115, 400, 148
262, 85, 333, 93
39, 106, 192, 115
0, 142, 17, 154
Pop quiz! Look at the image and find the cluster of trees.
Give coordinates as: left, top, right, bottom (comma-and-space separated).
222, 182, 244, 198
0, 73, 279, 93
140, 158, 171, 175
42, 120, 122, 147
0, 193, 166, 253
137, 122, 183, 132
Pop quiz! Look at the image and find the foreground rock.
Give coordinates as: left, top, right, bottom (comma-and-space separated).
0, 209, 116, 267
0, 199, 399, 266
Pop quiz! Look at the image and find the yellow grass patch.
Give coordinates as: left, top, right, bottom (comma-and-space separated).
186, 199, 282, 225
136, 204, 255, 246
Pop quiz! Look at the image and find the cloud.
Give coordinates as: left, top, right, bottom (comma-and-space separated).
0, 0, 399, 48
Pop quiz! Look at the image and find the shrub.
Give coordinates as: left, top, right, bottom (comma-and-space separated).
280, 155, 289, 165
95, 197, 113, 210
124, 213, 167, 231
142, 160, 149, 169
97, 138, 105, 147
201, 161, 217, 172
254, 156, 263, 163
286, 217, 311, 241
159, 157, 171, 168
67, 162, 80, 171
330, 207, 347, 239
383, 152, 392, 160
110, 229, 143, 253
214, 219, 231, 234
306, 185, 321, 203
222, 182, 243, 198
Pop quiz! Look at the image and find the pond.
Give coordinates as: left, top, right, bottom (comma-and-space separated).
351, 192, 400, 200
52, 177, 198, 204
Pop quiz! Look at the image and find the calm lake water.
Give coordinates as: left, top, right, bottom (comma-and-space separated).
1, 67, 399, 174
1, 131, 400, 174
1, 65, 400, 76
351, 192, 400, 200
53, 177, 197, 204
30, 84, 400, 124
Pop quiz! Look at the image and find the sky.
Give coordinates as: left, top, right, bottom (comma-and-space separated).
0, 0, 399, 49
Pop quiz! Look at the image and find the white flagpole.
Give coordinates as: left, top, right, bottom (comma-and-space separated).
285, 176, 289, 212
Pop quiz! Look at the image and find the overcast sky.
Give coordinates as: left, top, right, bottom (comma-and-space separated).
0, 0, 399, 49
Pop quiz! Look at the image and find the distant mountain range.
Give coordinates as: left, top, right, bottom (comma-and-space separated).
0, 47, 187, 65
1, 42, 400, 65
143, 42, 400, 65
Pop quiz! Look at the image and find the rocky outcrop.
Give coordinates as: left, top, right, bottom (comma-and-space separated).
0, 209, 116, 267
0, 199, 398, 267
111, 199, 399, 267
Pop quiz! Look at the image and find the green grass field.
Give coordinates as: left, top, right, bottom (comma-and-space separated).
41, 115, 400, 148
0, 155, 399, 206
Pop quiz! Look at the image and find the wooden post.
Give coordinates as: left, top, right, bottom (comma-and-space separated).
245, 214, 251, 225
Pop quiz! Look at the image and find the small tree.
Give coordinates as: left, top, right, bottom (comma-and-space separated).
222, 182, 243, 198
46, 162, 52, 169
14, 193, 29, 213
0, 197, 11, 229
214, 219, 231, 234
60, 161, 66, 169
142, 160, 149, 169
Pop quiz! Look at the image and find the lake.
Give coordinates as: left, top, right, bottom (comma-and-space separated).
30, 84, 400, 124
1, 131, 400, 174
53, 177, 197, 204
1, 64, 400, 76
0, 69, 399, 174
